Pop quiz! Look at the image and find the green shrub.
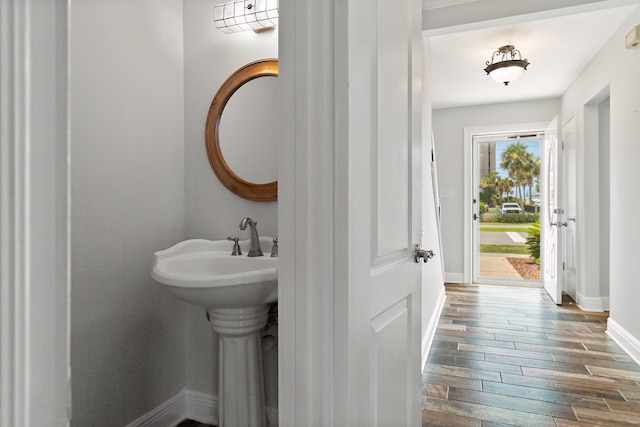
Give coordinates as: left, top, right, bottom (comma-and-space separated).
500, 213, 540, 223
480, 212, 540, 223
526, 220, 541, 264
479, 201, 486, 212
480, 211, 501, 222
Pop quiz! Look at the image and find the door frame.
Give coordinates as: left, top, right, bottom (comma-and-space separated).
0, 0, 71, 425
471, 132, 543, 286
463, 122, 548, 284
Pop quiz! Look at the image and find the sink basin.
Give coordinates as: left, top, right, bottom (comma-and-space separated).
151, 237, 277, 308
152, 235, 278, 426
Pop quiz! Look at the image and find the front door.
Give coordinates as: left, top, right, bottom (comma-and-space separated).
543, 117, 562, 304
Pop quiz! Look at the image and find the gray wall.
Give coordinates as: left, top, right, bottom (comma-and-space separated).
599, 98, 610, 299
421, 38, 446, 361
561, 5, 640, 348
432, 99, 560, 279
182, 0, 279, 409
70, 1, 281, 424
70, 0, 186, 425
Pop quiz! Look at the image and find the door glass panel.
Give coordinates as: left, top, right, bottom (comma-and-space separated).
474, 136, 542, 283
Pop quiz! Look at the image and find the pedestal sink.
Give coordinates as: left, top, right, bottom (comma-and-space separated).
151, 237, 277, 427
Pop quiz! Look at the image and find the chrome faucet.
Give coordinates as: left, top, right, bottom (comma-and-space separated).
239, 217, 263, 257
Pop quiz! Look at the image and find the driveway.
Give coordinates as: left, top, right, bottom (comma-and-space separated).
479, 231, 528, 245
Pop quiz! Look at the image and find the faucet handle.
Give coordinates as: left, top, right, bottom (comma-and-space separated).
270, 238, 278, 258
226, 237, 242, 256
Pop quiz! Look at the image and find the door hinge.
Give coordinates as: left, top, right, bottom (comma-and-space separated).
562, 261, 565, 271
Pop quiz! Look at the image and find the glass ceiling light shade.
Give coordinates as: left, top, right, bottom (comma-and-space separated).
214, 0, 279, 34
484, 45, 530, 86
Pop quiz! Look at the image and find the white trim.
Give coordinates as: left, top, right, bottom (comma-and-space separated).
185, 390, 218, 426
576, 292, 608, 313
124, 389, 279, 427
607, 318, 640, 367
422, 287, 447, 369
1, 3, 29, 426
125, 390, 186, 427
1, 1, 71, 425
444, 272, 465, 283
279, 0, 341, 425
422, 0, 480, 11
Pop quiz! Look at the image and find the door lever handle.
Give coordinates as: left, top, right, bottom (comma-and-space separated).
415, 245, 435, 263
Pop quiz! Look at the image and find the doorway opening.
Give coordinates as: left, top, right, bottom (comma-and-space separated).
472, 131, 543, 286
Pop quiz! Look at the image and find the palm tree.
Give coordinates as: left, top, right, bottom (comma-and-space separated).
500, 142, 529, 204
496, 177, 514, 205
525, 157, 540, 205
479, 171, 500, 207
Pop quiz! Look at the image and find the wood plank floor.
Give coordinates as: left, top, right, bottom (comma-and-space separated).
422, 283, 640, 427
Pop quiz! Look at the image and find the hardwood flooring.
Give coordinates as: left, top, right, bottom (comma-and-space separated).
422, 283, 640, 427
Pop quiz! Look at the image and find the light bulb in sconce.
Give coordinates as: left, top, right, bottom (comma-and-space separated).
214, 0, 279, 34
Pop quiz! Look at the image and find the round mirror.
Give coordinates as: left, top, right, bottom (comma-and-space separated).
205, 59, 278, 201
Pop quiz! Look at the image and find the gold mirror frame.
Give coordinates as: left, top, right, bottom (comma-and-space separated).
205, 59, 278, 201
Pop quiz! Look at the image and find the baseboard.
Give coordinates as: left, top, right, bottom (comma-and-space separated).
576, 292, 608, 312
444, 272, 464, 283
422, 285, 447, 370
185, 390, 218, 425
607, 318, 640, 367
126, 388, 279, 427
125, 389, 186, 427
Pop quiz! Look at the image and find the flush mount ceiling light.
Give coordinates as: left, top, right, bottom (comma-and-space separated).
484, 45, 530, 86
214, 0, 278, 34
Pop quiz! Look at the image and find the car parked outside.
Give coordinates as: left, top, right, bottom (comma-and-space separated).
501, 202, 523, 214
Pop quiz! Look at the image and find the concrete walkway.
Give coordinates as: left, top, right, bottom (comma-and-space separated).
479, 254, 522, 279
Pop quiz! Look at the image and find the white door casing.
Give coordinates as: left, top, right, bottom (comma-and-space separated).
0, 0, 71, 425
562, 115, 578, 301
278, 0, 423, 425
543, 117, 562, 304
463, 123, 548, 286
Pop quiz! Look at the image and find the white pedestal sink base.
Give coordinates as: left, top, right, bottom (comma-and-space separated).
208, 305, 269, 427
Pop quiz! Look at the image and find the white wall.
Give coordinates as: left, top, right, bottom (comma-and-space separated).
182, 0, 279, 411
421, 37, 446, 366
432, 99, 560, 280
70, 1, 187, 425
561, 6, 640, 356
599, 98, 611, 299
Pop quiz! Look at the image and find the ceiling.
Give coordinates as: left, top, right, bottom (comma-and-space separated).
425, 1, 639, 109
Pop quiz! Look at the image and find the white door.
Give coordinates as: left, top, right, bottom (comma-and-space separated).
279, 0, 422, 424
347, 0, 423, 424
543, 117, 562, 304
562, 116, 578, 300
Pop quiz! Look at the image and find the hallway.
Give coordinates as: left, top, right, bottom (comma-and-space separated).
422, 284, 640, 426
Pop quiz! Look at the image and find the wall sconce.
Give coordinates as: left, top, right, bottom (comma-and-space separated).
484, 45, 530, 86
214, 0, 279, 34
